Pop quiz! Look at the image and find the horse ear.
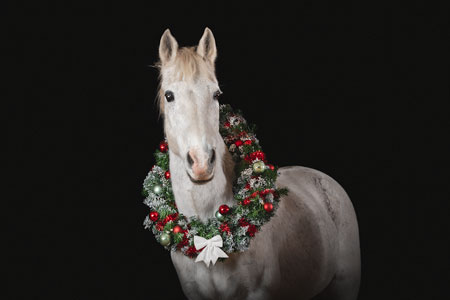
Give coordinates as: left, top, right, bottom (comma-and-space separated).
159, 29, 178, 64
197, 27, 217, 64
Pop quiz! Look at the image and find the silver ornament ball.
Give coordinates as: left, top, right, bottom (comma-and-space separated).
159, 233, 171, 246
215, 210, 224, 221
252, 161, 266, 174
153, 184, 163, 195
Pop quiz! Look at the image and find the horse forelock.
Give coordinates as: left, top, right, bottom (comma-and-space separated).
156, 47, 217, 115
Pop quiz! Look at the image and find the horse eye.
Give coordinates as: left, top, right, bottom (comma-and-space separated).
213, 90, 222, 100
165, 90, 175, 102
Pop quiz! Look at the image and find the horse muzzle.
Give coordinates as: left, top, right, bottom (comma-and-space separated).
186, 148, 216, 183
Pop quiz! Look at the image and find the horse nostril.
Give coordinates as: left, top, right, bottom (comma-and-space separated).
210, 149, 216, 164
187, 152, 194, 167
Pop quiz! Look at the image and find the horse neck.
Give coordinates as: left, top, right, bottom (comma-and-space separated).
169, 138, 235, 221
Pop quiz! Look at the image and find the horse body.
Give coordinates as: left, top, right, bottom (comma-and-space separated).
156, 28, 360, 299
170, 155, 360, 300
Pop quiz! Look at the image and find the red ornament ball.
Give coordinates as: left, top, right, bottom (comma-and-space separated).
267, 164, 275, 171
263, 202, 273, 212
243, 198, 251, 206
159, 141, 168, 153
149, 211, 159, 221
219, 204, 230, 215
244, 140, 252, 145
173, 225, 182, 234
224, 121, 231, 128
235, 140, 243, 147
164, 170, 171, 179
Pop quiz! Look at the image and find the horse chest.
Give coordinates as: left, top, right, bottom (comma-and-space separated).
171, 251, 265, 299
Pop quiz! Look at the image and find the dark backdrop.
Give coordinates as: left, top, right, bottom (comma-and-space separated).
5, 1, 448, 300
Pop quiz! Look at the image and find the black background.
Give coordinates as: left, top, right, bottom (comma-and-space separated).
5, 1, 448, 300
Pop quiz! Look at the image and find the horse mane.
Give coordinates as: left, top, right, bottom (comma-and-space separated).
156, 47, 216, 114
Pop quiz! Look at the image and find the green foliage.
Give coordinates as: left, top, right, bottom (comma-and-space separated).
277, 187, 289, 196
173, 232, 183, 244
154, 151, 169, 170
163, 221, 174, 232
159, 208, 172, 220
263, 168, 277, 182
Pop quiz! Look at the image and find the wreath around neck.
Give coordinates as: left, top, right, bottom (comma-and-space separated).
143, 104, 288, 262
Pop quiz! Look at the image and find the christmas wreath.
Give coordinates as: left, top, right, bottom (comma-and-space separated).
143, 104, 288, 265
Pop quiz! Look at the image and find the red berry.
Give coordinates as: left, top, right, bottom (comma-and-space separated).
268, 164, 275, 171
219, 223, 231, 234
164, 171, 171, 179
173, 225, 182, 234
243, 198, 251, 205
238, 217, 249, 227
149, 211, 159, 221
245, 150, 266, 163
219, 204, 230, 215
235, 140, 243, 147
255, 151, 265, 161
186, 246, 198, 257
159, 141, 168, 153
224, 121, 231, 128
244, 140, 252, 145
247, 224, 257, 237
263, 202, 273, 212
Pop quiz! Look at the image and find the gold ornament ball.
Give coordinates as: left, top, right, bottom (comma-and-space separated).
159, 233, 171, 246
253, 161, 266, 174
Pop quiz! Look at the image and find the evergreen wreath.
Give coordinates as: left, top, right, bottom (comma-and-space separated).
143, 104, 288, 259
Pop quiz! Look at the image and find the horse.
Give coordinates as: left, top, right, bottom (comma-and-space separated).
154, 27, 361, 300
